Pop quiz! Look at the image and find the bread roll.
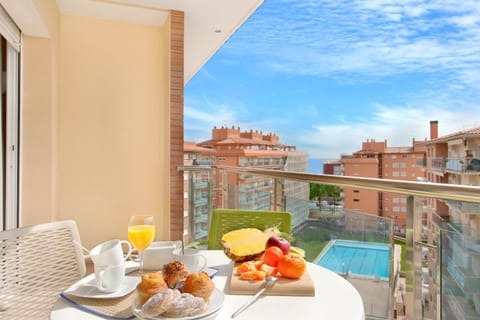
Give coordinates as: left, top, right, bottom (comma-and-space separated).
136, 271, 168, 305
162, 261, 189, 289
182, 271, 215, 301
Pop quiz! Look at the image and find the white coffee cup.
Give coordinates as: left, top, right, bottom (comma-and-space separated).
172, 248, 207, 273
143, 241, 182, 271
95, 263, 125, 293
90, 239, 132, 266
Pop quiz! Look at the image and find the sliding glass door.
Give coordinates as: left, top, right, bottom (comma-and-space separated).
0, 5, 20, 230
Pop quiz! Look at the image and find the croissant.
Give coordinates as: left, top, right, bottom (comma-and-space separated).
142, 288, 181, 317
161, 292, 207, 317
141, 289, 207, 318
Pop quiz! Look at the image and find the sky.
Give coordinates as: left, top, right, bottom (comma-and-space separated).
184, 0, 480, 159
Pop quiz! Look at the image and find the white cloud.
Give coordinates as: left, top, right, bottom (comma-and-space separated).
184, 98, 289, 143
295, 105, 480, 159
184, 98, 243, 142
225, 0, 480, 89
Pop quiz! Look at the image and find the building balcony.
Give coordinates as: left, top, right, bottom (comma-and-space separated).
416, 157, 427, 168
193, 197, 208, 206
443, 284, 480, 320
193, 181, 208, 189
193, 228, 208, 240
193, 214, 208, 223
446, 158, 480, 174
239, 159, 285, 167
430, 157, 446, 171
238, 173, 267, 181
194, 159, 215, 166
446, 200, 480, 215
238, 182, 273, 193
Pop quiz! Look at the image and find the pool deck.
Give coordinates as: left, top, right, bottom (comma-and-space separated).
316, 242, 402, 318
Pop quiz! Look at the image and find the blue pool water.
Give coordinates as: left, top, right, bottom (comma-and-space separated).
316, 240, 390, 279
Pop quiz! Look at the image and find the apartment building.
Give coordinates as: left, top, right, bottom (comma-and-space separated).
422, 121, 480, 319
198, 126, 309, 228
183, 142, 216, 243
323, 160, 343, 175
284, 150, 309, 229
340, 137, 426, 235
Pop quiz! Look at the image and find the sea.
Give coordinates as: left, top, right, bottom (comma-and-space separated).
308, 158, 324, 174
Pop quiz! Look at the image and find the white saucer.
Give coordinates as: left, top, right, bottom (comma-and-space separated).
64, 273, 140, 299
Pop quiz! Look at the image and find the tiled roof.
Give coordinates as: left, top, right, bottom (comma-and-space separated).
426, 126, 480, 143
184, 142, 216, 153
353, 149, 380, 154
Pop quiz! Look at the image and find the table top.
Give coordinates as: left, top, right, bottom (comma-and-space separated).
50, 250, 365, 320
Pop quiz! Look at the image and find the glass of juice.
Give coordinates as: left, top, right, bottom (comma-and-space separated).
128, 214, 156, 274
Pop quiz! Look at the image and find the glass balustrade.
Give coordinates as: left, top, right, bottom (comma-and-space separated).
179, 165, 480, 320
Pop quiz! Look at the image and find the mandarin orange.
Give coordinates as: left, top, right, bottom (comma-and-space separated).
263, 246, 284, 267
277, 253, 306, 279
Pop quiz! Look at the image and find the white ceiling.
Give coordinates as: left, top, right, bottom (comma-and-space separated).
0, 0, 264, 83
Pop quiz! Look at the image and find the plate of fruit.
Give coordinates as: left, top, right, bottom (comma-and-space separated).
221, 227, 315, 296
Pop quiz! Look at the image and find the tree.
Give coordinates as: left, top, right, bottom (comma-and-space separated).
309, 183, 320, 200
309, 183, 341, 202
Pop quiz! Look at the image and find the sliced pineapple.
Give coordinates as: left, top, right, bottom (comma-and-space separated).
289, 246, 306, 258
221, 228, 270, 262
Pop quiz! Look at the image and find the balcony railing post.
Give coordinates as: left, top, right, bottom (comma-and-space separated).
272, 177, 283, 211
405, 195, 424, 319
207, 168, 214, 230
187, 170, 194, 242
388, 218, 395, 320
221, 168, 227, 208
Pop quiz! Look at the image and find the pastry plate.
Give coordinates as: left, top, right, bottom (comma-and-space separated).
132, 288, 224, 320
63, 273, 140, 299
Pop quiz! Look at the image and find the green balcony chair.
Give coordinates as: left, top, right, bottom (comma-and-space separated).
207, 208, 292, 250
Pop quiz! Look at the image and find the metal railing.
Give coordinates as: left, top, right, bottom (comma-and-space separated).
179, 165, 480, 320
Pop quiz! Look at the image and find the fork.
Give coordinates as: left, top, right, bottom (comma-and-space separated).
231, 276, 278, 318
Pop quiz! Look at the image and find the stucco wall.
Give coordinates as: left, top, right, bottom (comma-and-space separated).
21, 1, 171, 248
21, 35, 57, 226
21, 0, 59, 226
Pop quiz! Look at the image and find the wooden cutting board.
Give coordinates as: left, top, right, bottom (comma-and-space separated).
228, 266, 315, 296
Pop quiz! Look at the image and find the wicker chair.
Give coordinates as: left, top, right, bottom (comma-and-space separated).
0, 220, 86, 319
207, 208, 291, 250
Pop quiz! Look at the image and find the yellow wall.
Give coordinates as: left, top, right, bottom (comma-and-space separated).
21, 36, 56, 226
21, 0, 59, 226
21, 1, 171, 248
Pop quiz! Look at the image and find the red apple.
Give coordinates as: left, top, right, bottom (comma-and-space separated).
266, 236, 291, 255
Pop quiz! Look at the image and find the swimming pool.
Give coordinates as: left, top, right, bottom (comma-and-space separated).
316, 240, 390, 279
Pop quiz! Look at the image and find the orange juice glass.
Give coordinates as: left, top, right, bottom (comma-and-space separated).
128, 215, 156, 273
128, 225, 156, 250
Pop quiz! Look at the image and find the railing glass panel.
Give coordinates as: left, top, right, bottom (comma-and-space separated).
178, 165, 480, 320
440, 225, 480, 320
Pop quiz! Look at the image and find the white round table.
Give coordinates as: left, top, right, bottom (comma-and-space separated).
51, 250, 365, 320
